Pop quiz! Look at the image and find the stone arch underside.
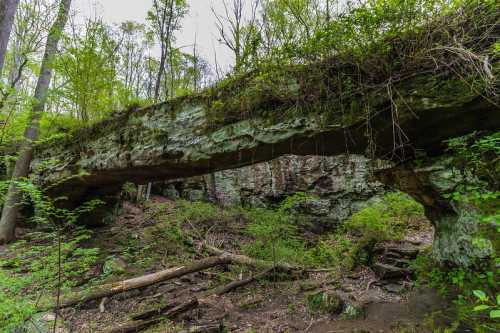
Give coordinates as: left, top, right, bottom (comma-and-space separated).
32, 70, 500, 266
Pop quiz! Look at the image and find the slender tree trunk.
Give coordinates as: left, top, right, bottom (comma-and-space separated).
152, 0, 175, 102
153, 47, 166, 101
0, 0, 19, 76
0, 0, 72, 244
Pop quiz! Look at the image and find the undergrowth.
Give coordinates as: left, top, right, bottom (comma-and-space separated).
135, 191, 424, 273
411, 132, 500, 331
241, 191, 424, 270
0, 179, 103, 331
0, 229, 101, 331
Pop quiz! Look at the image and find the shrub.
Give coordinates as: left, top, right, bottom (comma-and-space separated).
346, 192, 424, 244
306, 290, 343, 314
242, 193, 315, 266
0, 269, 36, 332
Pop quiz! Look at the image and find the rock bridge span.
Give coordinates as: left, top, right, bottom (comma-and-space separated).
32, 57, 500, 266
34, 76, 498, 201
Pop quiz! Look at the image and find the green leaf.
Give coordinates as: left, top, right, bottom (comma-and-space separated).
490, 310, 500, 319
473, 290, 488, 301
497, 294, 500, 306
473, 305, 490, 311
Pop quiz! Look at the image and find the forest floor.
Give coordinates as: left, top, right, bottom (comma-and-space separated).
3, 195, 459, 333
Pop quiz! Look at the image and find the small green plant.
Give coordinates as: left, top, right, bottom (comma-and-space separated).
305, 233, 356, 271
121, 182, 138, 201
279, 192, 317, 212
0, 269, 36, 332
243, 207, 306, 265
343, 192, 425, 265
243, 193, 315, 266
305, 290, 343, 314
412, 253, 499, 330
0, 229, 100, 331
472, 290, 500, 319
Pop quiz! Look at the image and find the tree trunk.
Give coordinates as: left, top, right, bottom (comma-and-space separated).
0, 0, 20, 76
153, 47, 166, 101
0, 0, 72, 244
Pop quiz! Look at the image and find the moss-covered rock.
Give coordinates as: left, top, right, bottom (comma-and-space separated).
306, 290, 343, 314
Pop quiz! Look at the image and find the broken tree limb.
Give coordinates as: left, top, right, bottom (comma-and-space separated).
50, 244, 330, 312
202, 244, 300, 273
214, 267, 275, 296
101, 298, 199, 333
55, 255, 232, 309
129, 268, 272, 322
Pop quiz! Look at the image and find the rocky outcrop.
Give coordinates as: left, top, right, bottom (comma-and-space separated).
154, 154, 387, 225
377, 160, 495, 267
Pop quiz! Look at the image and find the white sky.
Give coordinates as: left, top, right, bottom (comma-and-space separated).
74, 0, 236, 71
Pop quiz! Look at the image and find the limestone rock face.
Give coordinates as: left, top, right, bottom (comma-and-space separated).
377, 159, 494, 267
155, 154, 387, 225
425, 165, 493, 267
30, 65, 499, 203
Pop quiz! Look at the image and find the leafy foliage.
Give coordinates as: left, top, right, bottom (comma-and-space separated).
443, 132, 499, 265
242, 193, 314, 266
0, 179, 102, 330
412, 252, 500, 331
55, 18, 121, 123
0, 228, 100, 331
243, 192, 425, 269
409, 131, 500, 331
346, 192, 424, 244
305, 290, 342, 314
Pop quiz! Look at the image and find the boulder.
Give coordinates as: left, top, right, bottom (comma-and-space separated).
372, 262, 413, 280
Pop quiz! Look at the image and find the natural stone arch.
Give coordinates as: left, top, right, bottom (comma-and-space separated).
31, 66, 499, 267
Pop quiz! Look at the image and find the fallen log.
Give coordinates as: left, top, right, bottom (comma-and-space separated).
56, 255, 232, 309
52, 246, 326, 311
53, 246, 289, 310
203, 244, 336, 276
101, 298, 199, 333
